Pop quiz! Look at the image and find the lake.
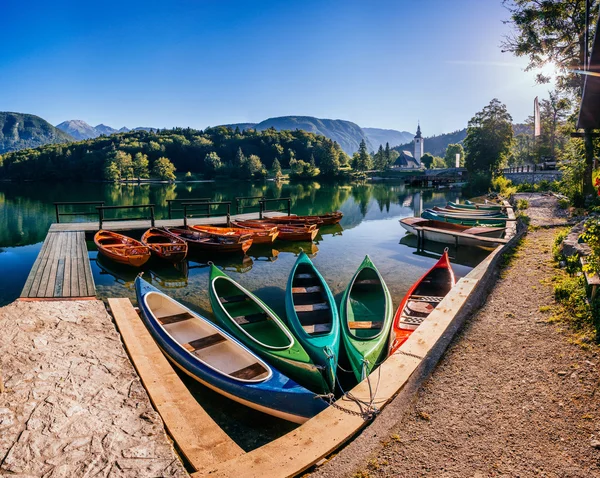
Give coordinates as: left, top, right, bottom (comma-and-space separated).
0, 178, 492, 447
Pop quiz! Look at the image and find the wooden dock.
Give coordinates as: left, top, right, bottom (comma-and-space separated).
20, 231, 95, 299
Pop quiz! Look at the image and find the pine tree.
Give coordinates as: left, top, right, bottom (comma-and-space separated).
320, 141, 341, 176
271, 158, 282, 179
384, 142, 391, 168
355, 139, 372, 171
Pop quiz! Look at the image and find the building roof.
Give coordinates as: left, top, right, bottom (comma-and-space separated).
394, 150, 420, 168
577, 15, 600, 130
414, 123, 422, 139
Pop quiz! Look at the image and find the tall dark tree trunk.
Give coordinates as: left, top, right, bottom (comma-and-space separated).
584, 128, 595, 197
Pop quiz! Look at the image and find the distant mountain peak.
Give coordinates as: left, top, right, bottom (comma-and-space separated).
1, 112, 73, 154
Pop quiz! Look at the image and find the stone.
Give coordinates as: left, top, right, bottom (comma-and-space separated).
592, 440, 600, 449
557, 371, 568, 376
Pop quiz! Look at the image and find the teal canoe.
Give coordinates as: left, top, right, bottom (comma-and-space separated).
340, 255, 393, 383
208, 264, 330, 394
421, 210, 509, 227
285, 252, 340, 393
449, 200, 505, 211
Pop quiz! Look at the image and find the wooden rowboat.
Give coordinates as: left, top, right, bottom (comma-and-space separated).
165, 227, 253, 254
421, 210, 510, 227
448, 200, 505, 211
285, 252, 340, 392
208, 264, 330, 394
432, 206, 505, 217
389, 250, 456, 355
400, 217, 506, 248
191, 225, 279, 244
135, 277, 327, 423
266, 212, 343, 226
94, 230, 151, 267
234, 220, 318, 242
340, 255, 393, 383
141, 228, 188, 262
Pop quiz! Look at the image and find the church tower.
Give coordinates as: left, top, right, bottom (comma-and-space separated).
414, 123, 424, 167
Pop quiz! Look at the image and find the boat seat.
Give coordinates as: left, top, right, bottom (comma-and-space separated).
219, 295, 247, 304
292, 286, 322, 294
411, 295, 445, 303
302, 323, 332, 334
355, 279, 379, 285
158, 311, 195, 325
295, 303, 329, 313
230, 362, 267, 380
348, 321, 383, 329
233, 313, 267, 325
406, 301, 434, 315
400, 315, 427, 326
183, 333, 226, 352
296, 273, 315, 279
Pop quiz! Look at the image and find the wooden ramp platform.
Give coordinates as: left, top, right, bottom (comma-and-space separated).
49, 211, 283, 233
20, 231, 95, 299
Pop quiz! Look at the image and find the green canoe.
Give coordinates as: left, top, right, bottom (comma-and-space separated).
449, 200, 505, 211
285, 252, 340, 393
421, 210, 509, 227
208, 264, 330, 394
340, 255, 393, 383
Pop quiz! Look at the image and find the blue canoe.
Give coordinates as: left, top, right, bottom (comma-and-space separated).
135, 277, 328, 423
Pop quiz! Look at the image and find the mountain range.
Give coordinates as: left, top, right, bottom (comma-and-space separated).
0, 112, 73, 154
55, 120, 156, 140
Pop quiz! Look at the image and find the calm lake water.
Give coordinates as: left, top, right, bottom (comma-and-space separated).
0, 179, 490, 448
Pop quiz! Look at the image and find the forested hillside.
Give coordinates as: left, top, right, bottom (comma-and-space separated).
0, 125, 350, 181
0, 112, 73, 154
393, 129, 467, 157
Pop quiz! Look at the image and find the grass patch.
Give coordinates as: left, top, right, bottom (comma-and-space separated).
539, 305, 552, 313
516, 198, 529, 210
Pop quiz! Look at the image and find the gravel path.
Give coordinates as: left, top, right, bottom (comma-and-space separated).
513, 193, 571, 227
348, 228, 600, 477
0, 300, 186, 477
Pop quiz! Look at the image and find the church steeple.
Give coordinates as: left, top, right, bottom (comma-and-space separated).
415, 122, 422, 139
414, 122, 424, 166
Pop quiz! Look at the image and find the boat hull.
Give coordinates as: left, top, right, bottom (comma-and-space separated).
166, 227, 253, 254
400, 218, 506, 248
94, 230, 151, 267
421, 210, 508, 227
141, 228, 188, 262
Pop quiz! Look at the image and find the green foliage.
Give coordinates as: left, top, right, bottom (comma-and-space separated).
553, 228, 569, 261
133, 152, 149, 180
516, 198, 529, 210
152, 157, 176, 181
420, 153, 434, 169
353, 139, 372, 171
203, 151, 222, 178
432, 156, 446, 168
289, 158, 319, 179
490, 175, 516, 196
461, 172, 492, 196
580, 217, 600, 275
464, 99, 513, 175
444, 143, 464, 168
271, 157, 282, 179
0, 125, 352, 181
0, 112, 73, 154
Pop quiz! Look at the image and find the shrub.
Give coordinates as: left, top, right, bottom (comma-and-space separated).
516, 199, 529, 210
491, 175, 517, 196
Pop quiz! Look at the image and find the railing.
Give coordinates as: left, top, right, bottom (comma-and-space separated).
183, 201, 232, 227
259, 197, 291, 219
503, 165, 540, 173
54, 201, 105, 223
166, 198, 210, 219
96, 204, 156, 229
235, 196, 264, 214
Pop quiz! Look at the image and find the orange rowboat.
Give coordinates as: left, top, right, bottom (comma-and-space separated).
234, 220, 318, 242
141, 228, 188, 262
266, 212, 343, 226
190, 225, 279, 244
388, 250, 456, 355
165, 227, 253, 254
94, 230, 151, 267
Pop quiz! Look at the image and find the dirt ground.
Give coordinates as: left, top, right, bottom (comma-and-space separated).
345, 228, 600, 477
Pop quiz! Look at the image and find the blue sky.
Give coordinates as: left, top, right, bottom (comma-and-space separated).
0, 0, 553, 135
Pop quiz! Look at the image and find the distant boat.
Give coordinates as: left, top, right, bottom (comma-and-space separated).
135, 277, 327, 423
234, 220, 318, 242
400, 217, 506, 248
141, 227, 188, 262
389, 250, 455, 355
94, 230, 151, 267
340, 255, 393, 383
166, 227, 253, 254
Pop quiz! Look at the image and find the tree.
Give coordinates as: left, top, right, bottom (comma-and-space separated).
432, 156, 446, 168
509, 134, 533, 166
421, 153, 434, 169
539, 91, 572, 160
203, 151, 222, 178
373, 144, 386, 170
444, 143, 464, 168
114, 150, 133, 180
103, 159, 121, 181
271, 158, 283, 179
501, 0, 599, 195
354, 139, 372, 171
132, 152, 149, 181
464, 99, 514, 176
152, 157, 176, 181
320, 141, 341, 176
384, 142, 391, 168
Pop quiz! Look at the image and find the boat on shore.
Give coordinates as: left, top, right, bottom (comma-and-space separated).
448, 200, 505, 211
285, 252, 340, 392
389, 250, 455, 355
340, 255, 393, 383
135, 277, 328, 423
94, 230, 151, 267
141, 227, 188, 262
400, 217, 506, 247
421, 210, 510, 227
166, 227, 253, 254
191, 224, 279, 244
432, 206, 505, 217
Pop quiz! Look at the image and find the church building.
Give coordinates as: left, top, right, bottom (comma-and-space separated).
392, 123, 424, 169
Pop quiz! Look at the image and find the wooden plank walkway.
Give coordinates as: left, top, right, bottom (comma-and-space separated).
20, 231, 95, 299
49, 211, 283, 233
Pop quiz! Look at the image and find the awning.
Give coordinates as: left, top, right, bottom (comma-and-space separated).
577, 16, 600, 130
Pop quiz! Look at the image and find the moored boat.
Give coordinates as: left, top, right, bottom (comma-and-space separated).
448, 200, 505, 211
135, 277, 327, 423
421, 210, 510, 227
190, 224, 278, 244
94, 230, 151, 267
208, 264, 330, 394
265, 212, 343, 226
399, 217, 506, 247
389, 250, 455, 355
234, 220, 318, 242
141, 227, 188, 262
285, 252, 340, 392
340, 255, 393, 383
165, 227, 253, 254
432, 206, 505, 217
